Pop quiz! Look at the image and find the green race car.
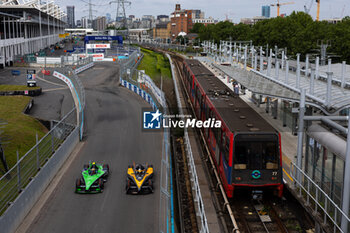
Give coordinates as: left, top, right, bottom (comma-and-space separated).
75, 162, 110, 193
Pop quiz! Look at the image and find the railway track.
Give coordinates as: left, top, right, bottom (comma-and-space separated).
233, 197, 290, 233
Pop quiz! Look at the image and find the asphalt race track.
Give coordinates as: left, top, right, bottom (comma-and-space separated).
25, 62, 163, 233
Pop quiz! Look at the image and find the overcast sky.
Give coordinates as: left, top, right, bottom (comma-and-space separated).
56, 0, 350, 23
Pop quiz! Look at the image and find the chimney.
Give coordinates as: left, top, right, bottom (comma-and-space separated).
175, 4, 181, 11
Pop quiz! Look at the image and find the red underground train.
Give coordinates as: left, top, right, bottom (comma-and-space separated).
182, 59, 283, 198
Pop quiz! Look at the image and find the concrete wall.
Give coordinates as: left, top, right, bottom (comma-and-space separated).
0, 127, 79, 233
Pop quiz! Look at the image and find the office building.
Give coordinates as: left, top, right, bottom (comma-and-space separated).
67, 5, 75, 28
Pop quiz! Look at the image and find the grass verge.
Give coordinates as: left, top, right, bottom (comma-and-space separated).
0, 96, 47, 169
0, 85, 41, 91
138, 48, 172, 84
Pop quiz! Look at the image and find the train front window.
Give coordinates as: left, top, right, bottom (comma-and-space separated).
234, 137, 279, 170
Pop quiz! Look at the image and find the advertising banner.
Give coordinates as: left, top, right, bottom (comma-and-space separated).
86, 44, 111, 49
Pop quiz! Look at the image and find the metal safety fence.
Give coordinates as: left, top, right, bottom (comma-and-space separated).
291, 162, 350, 233
131, 41, 187, 51
0, 108, 77, 215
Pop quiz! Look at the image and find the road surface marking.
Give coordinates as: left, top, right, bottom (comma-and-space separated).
283, 168, 294, 182
36, 75, 66, 87
43, 87, 68, 92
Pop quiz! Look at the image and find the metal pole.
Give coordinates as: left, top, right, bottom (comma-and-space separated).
17, 150, 21, 192
310, 68, 315, 95
296, 53, 301, 89
251, 45, 254, 67
326, 72, 333, 109
275, 60, 279, 79
341, 112, 350, 233
283, 101, 287, 127
328, 59, 332, 73
36, 132, 40, 170
254, 54, 258, 70
281, 50, 285, 70
259, 47, 263, 72
341, 61, 346, 89
275, 45, 278, 64
285, 60, 289, 83
296, 89, 306, 182
305, 54, 309, 77
244, 45, 247, 70
51, 122, 54, 153
273, 99, 278, 119
266, 97, 270, 113
267, 56, 271, 76
315, 57, 320, 79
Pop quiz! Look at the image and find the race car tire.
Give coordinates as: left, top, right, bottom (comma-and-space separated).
99, 178, 104, 189
126, 179, 131, 193
83, 164, 89, 170
103, 164, 110, 175
76, 178, 81, 188
148, 180, 154, 193
148, 179, 153, 188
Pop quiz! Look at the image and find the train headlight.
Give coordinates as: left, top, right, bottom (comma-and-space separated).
271, 177, 278, 181
235, 177, 242, 181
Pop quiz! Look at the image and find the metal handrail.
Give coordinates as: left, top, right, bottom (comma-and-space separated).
290, 162, 350, 232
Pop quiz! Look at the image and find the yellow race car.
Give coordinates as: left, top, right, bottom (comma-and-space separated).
126, 163, 154, 194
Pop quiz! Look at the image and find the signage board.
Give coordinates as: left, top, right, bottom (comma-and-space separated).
86, 44, 111, 49
92, 53, 104, 61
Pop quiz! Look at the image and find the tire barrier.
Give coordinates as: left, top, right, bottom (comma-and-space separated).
0, 88, 42, 97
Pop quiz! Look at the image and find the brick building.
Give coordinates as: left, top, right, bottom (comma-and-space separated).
170, 4, 193, 41
152, 22, 171, 41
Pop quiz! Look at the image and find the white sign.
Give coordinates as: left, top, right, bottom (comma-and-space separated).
86, 44, 110, 49
92, 53, 104, 61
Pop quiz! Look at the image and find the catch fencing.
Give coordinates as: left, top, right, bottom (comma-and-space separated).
0, 108, 77, 216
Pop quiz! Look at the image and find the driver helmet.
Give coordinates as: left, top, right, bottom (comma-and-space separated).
91, 167, 96, 175
135, 165, 143, 174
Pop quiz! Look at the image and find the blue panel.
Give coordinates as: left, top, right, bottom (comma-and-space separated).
84, 36, 123, 44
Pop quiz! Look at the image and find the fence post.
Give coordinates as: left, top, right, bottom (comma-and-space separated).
36, 132, 40, 170
341, 61, 346, 89
17, 150, 21, 192
296, 89, 306, 183
296, 53, 301, 89
326, 72, 333, 109
51, 121, 54, 153
341, 112, 350, 232
285, 60, 289, 83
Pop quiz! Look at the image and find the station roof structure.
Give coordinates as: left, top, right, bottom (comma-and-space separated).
197, 57, 350, 115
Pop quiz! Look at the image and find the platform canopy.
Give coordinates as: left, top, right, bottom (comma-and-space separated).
197, 57, 350, 115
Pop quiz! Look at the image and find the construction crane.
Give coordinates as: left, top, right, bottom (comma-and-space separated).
271, 0, 295, 17
316, 0, 320, 21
